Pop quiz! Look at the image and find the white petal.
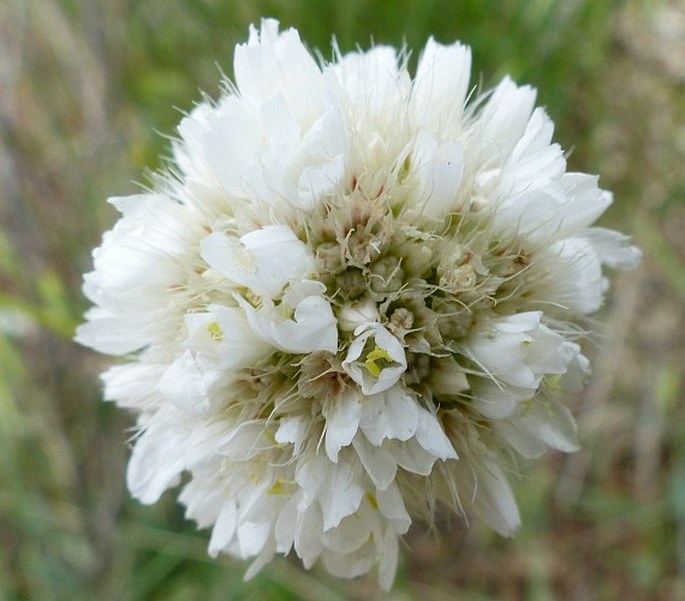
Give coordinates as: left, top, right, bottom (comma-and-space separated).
470, 458, 521, 536
325, 394, 362, 462
294, 108, 347, 207
208, 502, 239, 556
558, 174, 613, 234
378, 527, 400, 592
331, 45, 405, 121
295, 456, 364, 531
157, 350, 217, 413
560, 351, 591, 393
76, 193, 192, 355
471, 380, 530, 419
235, 20, 327, 126
411, 130, 465, 220
467, 312, 572, 390
493, 173, 612, 245
215, 421, 275, 461
476, 77, 537, 162
200, 225, 313, 298
543, 237, 604, 314
236, 520, 272, 558
293, 505, 325, 566
238, 284, 338, 354
319, 462, 365, 531
199, 97, 263, 198
352, 433, 398, 490
180, 476, 227, 529
411, 38, 472, 137
375, 482, 411, 532
298, 153, 345, 207
274, 492, 301, 553
493, 419, 548, 459
359, 386, 418, 446
583, 227, 641, 269
521, 399, 579, 453
415, 407, 458, 460
426, 357, 469, 398
244, 541, 277, 581
467, 313, 539, 388
321, 513, 371, 554
321, 542, 375, 580
506, 107, 566, 189
390, 437, 439, 476
275, 416, 307, 453
126, 421, 185, 504
101, 363, 165, 410
337, 300, 380, 332
184, 304, 270, 369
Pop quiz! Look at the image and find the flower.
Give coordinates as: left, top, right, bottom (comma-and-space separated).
76, 19, 639, 590
342, 322, 407, 394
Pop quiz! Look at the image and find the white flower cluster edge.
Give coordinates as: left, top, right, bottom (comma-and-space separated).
76, 20, 639, 590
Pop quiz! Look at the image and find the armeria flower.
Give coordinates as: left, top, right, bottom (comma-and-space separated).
76, 20, 640, 590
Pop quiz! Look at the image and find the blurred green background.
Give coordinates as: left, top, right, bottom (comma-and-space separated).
1, 0, 684, 599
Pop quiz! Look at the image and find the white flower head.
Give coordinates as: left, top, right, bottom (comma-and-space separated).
77, 19, 639, 591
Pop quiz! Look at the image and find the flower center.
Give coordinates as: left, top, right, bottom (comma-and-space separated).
364, 346, 397, 377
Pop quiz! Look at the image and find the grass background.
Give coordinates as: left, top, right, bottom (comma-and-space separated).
1, 0, 684, 599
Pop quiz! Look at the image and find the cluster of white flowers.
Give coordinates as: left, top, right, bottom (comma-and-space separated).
77, 20, 639, 590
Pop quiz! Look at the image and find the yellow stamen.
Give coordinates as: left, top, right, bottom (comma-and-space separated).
546, 374, 562, 389
207, 321, 223, 342
267, 479, 293, 495
521, 397, 534, 415
365, 346, 394, 377
366, 492, 379, 510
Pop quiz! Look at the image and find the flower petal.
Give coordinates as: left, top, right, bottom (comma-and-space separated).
324, 393, 362, 462
200, 225, 314, 298
238, 281, 338, 354
359, 385, 418, 446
